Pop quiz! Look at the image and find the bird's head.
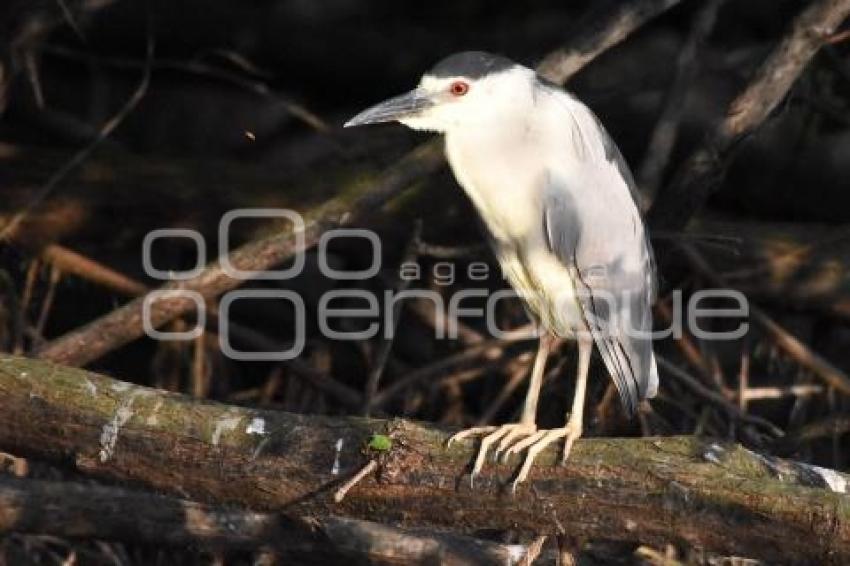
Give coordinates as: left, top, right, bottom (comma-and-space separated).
345, 51, 535, 133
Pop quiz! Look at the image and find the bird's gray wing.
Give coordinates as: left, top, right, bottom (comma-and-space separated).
542, 168, 658, 416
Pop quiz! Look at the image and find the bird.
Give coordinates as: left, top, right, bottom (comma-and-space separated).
345, 51, 658, 489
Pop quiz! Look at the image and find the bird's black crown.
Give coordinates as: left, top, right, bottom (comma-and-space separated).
428, 51, 515, 79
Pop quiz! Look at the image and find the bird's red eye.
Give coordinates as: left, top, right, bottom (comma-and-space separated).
449, 81, 469, 96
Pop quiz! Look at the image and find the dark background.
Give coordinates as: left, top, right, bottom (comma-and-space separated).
1, 1, 849, 563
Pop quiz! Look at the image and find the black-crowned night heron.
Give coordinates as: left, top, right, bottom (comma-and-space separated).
346, 51, 658, 489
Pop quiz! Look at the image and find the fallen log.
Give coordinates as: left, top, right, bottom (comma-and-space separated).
0, 355, 848, 563
0, 476, 539, 566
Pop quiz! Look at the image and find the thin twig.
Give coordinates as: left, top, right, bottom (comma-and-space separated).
682, 244, 850, 396
0, 272, 24, 354
778, 415, 850, 454
192, 330, 208, 398
362, 221, 422, 416
333, 460, 377, 503
475, 351, 535, 426
638, 0, 724, 200
411, 294, 487, 346
23, 50, 45, 109
54, 0, 86, 41
13, 261, 41, 355
825, 27, 850, 44
373, 328, 537, 408
33, 264, 61, 338
738, 344, 750, 411
0, 13, 155, 242
717, 223, 850, 283
657, 355, 784, 436
41, 244, 147, 297
741, 384, 824, 402
518, 535, 548, 566
654, 299, 715, 386
414, 241, 486, 259
42, 44, 330, 133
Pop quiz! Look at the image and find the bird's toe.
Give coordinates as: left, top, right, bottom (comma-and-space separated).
494, 424, 537, 461
446, 425, 498, 448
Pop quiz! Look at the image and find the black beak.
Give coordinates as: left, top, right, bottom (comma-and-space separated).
344, 89, 433, 127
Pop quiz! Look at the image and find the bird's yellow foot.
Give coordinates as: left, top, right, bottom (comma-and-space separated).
502, 420, 582, 491
446, 423, 538, 486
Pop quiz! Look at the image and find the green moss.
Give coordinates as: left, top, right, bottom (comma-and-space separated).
368, 434, 393, 452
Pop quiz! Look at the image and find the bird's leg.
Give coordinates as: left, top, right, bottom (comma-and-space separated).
504, 333, 591, 490
492, 335, 554, 459
561, 332, 590, 463
447, 335, 553, 482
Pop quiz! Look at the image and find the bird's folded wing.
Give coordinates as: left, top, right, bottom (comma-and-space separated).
542, 166, 657, 416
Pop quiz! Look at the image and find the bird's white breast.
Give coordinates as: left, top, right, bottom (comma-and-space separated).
444, 101, 586, 333
445, 125, 543, 242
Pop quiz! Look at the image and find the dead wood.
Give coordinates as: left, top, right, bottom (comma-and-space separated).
537, 0, 686, 85
30, 0, 686, 370
637, 0, 724, 199
682, 244, 850, 396
0, 356, 848, 563
0, 476, 537, 566
693, 218, 850, 321
33, 141, 444, 367
649, 0, 850, 231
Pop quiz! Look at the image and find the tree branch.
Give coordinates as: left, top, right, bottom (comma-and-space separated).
649, 0, 850, 231
0, 356, 848, 563
537, 0, 686, 85
638, 0, 724, 199
34, 141, 444, 367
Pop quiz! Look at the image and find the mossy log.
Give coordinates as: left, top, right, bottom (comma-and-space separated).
0, 356, 848, 563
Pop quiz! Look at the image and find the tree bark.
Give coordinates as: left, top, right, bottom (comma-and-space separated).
537, 0, 685, 85
0, 355, 848, 563
0, 476, 539, 566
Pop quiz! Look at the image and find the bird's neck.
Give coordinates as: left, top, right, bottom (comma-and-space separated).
443, 117, 545, 243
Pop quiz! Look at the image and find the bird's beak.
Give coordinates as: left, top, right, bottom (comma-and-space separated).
344, 89, 434, 127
